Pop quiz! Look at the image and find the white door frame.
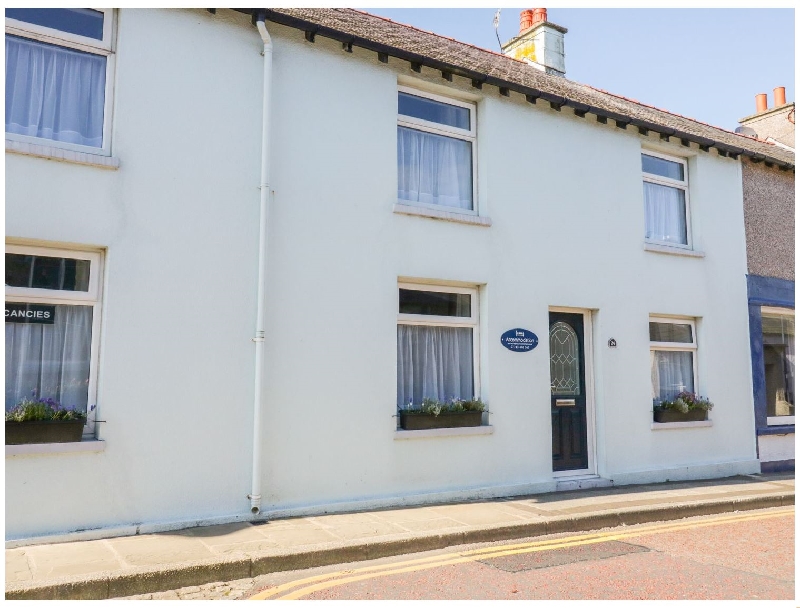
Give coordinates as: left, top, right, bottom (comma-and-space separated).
549, 306, 598, 478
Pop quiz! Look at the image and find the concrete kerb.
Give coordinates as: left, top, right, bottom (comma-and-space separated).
5, 492, 794, 600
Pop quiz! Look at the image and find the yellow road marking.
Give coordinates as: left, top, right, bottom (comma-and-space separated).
248, 507, 793, 600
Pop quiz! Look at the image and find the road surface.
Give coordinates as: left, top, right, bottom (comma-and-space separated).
248, 507, 794, 601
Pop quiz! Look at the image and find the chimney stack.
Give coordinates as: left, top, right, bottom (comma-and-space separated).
739, 88, 795, 149
774, 86, 786, 107
502, 8, 568, 77
756, 93, 768, 113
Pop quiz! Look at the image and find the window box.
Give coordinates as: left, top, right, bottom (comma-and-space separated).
5, 418, 85, 445
653, 409, 708, 424
399, 410, 482, 431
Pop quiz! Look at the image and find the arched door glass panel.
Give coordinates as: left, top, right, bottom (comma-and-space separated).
550, 321, 580, 396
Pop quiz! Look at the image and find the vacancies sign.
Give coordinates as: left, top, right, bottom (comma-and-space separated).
5, 303, 56, 325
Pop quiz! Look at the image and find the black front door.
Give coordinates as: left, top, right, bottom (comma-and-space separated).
549, 312, 589, 472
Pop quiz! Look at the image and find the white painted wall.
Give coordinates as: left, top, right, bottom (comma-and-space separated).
6, 9, 264, 539
758, 434, 794, 463
5, 9, 759, 540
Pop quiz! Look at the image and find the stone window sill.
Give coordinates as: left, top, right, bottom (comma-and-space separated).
393, 203, 492, 227
394, 425, 494, 440
6, 139, 120, 170
767, 416, 794, 426
650, 420, 712, 430
644, 242, 705, 258
6, 440, 106, 457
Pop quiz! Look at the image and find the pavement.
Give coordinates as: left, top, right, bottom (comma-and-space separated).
5, 472, 795, 600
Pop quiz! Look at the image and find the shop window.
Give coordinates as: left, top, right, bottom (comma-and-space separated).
762, 308, 794, 424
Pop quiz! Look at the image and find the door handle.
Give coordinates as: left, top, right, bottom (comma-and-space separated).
555, 399, 576, 407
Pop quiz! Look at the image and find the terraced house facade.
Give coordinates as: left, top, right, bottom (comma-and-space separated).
5, 8, 795, 543
737, 90, 795, 472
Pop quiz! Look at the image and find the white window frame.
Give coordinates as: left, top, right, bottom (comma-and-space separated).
642, 150, 692, 250
761, 306, 795, 426
397, 85, 478, 216
5, 244, 104, 438
5, 8, 116, 156
649, 316, 698, 402
397, 282, 481, 401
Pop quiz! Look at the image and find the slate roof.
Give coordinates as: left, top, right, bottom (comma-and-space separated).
255, 8, 794, 169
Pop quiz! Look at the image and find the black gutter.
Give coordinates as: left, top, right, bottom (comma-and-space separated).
236, 9, 793, 170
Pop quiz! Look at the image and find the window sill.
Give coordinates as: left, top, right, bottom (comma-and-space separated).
6, 439, 105, 457
767, 416, 794, 426
643, 242, 705, 258
6, 139, 119, 170
394, 425, 493, 440
650, 420, 712, 430
393, 203, 492, 227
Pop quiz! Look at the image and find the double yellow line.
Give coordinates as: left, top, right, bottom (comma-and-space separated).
249, 507, 793, 600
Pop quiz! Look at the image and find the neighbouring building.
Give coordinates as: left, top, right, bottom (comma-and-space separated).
737, 88, 795, 472
5, 8, 795, 543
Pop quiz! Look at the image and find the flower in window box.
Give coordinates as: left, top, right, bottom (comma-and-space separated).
653, 391, 713, 423
6, 395, 87, 445
399, 397, 486, 430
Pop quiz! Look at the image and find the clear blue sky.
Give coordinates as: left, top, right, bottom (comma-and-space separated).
363, 8, 795, 131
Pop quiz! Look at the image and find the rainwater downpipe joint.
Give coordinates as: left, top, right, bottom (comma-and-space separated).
249, 10, 272, 516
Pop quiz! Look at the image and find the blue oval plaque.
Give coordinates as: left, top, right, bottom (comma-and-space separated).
500, 328, 538, 352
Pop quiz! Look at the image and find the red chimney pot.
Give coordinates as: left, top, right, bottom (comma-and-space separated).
532, 8, 548, 25
755, 93, 768, 113
519, 9, 533, 32
774, 86, 786, 107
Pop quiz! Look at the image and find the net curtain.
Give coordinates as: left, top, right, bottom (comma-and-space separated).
397, 126, 473, 210
643, 182, 687, 245
5, 35, 106, 147
5, 305, 93, 411
397, 325, 473, 407
651, 350, 694, 403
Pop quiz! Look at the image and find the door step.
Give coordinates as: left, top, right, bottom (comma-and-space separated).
555, 476, 613, 492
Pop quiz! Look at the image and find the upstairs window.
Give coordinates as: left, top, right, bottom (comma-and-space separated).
642, 152, 690, 247
5, 8, 114, 153
397, 87, 476, 213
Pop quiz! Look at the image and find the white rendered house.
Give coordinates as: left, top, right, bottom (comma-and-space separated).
5, 8, 794, 543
